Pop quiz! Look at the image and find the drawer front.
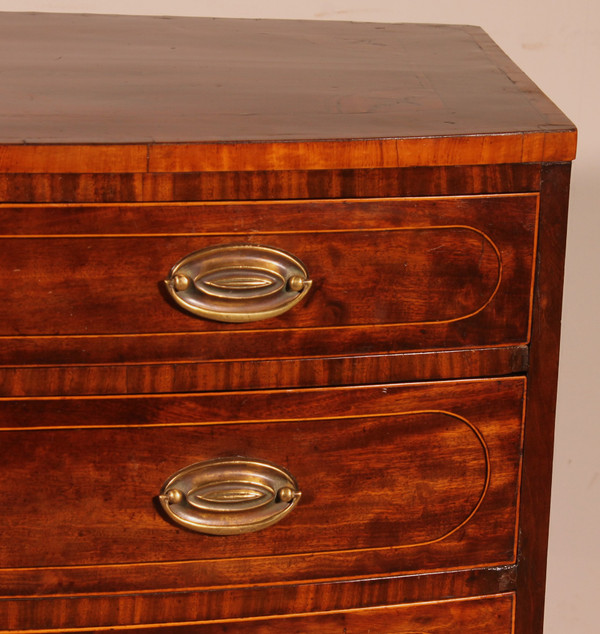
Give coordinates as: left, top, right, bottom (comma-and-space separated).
0, 593, 515, 633
0, 378, 523, 593
0, 195, 537, 364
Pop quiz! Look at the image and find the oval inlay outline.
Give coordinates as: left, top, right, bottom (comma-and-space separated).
156, 409, 490, 546
165, 227, 501, 327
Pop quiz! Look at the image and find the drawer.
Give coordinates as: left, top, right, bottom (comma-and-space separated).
0, 378, 524, 594
0, 195, 538, 365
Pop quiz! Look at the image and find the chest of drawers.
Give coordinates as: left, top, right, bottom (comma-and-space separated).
0, 12, 576, 633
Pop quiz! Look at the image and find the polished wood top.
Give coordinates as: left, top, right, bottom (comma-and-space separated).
0, 12, 576, 171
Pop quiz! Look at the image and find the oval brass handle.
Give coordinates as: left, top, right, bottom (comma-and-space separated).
159, 457, 302, 535
164, 244, 312, 322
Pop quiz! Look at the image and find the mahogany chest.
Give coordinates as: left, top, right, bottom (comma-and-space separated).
0, 12, 576, 633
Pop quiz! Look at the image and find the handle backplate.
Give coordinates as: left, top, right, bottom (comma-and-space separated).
165, 244, 312, 322
159, 457, 301, 535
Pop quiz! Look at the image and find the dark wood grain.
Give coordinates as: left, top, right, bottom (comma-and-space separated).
514, 163, 572, 633
0, 13, 575, 171
0, 346, 528, 397
0, 164, 540, 204
0, 574, 514, 631
0, 591, 515, 632
126, 594, 515, 634
0, 193, 538, 236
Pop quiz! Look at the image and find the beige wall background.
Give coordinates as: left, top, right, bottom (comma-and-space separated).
2, 1, 598, 632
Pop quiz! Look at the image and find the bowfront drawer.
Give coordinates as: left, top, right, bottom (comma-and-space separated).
0, 195, 537, 365
0, 378, 524, 597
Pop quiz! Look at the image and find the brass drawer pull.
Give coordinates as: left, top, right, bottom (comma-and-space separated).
165, 244, 312, 322
159, 457, 302, 535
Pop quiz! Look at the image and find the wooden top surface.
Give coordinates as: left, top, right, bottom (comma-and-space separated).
0, 12, 576, 172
